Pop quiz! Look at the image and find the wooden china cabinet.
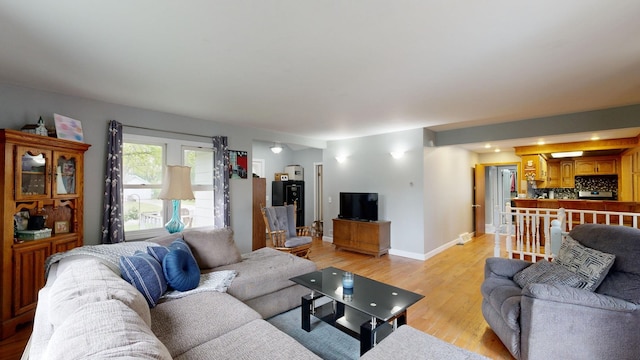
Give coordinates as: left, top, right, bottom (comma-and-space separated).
0, 129, 90, 339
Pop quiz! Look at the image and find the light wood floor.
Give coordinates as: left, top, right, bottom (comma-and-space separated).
0, 233, 513, 360
310, 234, 513, 359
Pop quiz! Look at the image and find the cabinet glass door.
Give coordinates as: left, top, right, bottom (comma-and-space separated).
16, 147, 51, 200
54, 153, 79, 197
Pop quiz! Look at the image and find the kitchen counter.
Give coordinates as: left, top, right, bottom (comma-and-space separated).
513, 199, 639, 210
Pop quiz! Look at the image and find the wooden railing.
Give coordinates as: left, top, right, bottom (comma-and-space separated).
492, 204, 640, 261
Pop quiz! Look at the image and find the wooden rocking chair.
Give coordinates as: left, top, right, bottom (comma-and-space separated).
261, 203, 312, 258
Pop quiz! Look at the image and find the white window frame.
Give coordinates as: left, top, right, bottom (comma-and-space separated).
123, 133, 214, 240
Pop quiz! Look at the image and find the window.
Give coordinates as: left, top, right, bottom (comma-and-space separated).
123, 134, 214, 239
182, 147, 214, 228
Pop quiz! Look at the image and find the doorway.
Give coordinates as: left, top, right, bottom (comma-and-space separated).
485, 165, 518, 233
313, 163, 323, 237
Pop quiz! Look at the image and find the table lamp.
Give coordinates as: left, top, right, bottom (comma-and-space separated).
158, 165, 195, 233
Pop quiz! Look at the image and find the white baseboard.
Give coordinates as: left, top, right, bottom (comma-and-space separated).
322, 235, 459, 262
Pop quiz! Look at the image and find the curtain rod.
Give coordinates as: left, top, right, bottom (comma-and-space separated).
122, 124, 214, 140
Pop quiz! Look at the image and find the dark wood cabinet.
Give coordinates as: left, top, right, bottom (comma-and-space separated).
332, 218, 390, 257
1, 130, 90, 339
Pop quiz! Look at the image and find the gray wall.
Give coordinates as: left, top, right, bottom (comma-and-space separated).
323, 129, 428, 257
0, 83, 324, 253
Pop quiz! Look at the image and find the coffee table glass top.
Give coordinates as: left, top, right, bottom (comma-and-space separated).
290, 267, 424, 322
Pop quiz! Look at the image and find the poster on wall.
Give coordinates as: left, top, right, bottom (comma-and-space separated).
229, 150, 248, 179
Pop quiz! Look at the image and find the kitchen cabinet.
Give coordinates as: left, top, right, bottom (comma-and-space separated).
545, 161, 560, 188
560, 160, 575, 188
332, 218, 390, 257
0, 129, 90, 339
522, 154, 547, 182
574, 157, 617, 175
621, 147, 640, 201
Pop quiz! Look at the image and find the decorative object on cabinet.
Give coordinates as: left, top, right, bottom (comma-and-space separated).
0, 129, 90, 339
158, 165, 195, 234
54, 220, 70, 234
53, 113, 84, 142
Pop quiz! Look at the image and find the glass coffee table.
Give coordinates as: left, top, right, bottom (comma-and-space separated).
290, 267, 424, 355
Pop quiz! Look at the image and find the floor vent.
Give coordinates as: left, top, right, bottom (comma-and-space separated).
457, 232, 472, 245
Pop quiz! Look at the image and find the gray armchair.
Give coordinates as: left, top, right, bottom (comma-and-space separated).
481, 224, 640, 360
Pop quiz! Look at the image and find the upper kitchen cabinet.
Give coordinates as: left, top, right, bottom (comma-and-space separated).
574, 157, 617, 175
620, 147, 640, 201
542, 160, 575, 188
522, 154, 547, 182
560, 160, 575, 188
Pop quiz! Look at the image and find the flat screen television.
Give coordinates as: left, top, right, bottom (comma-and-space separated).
339, 192, 378, 221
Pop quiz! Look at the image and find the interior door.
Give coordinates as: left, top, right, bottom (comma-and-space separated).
474, 164, 486, 236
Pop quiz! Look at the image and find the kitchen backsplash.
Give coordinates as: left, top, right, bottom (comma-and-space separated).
532, 175, 618, 199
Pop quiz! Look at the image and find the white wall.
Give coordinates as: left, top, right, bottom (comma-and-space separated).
0, 83, 324, 253
423, 146, 478, 258
323, 129, 425, 257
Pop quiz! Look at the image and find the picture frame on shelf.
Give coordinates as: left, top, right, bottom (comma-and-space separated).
54, 220, 70, 234
14, 210, 30, 231
54, 113, 84, 142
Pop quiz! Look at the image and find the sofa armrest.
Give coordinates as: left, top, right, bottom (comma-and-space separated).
484, 257, 531, 280
521, 284, 640, 359
523, 283, 637, 312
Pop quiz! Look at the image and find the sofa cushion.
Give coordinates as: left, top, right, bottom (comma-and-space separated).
214, 247, 317, 301
120, 251, 168, 307
568, 224, 640, 303
147, 233, 184, 247
44, 299, 171, 360
555, 235, 615, 291
284, 236, 312, 247
175, 319, 321, 360
151, 292, 262, 358
182, 227, 242, 268
514, 260, 588, 289
50, 258, 152, 327
163, 241, 200, 292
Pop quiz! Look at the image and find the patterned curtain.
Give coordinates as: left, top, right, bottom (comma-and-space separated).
212, 136, 230, 228
101, 120, 125, 243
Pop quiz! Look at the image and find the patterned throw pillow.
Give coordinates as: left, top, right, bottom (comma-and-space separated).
555, 236, 616, 291
120, 251, 167, 307
514, 260, 588, 289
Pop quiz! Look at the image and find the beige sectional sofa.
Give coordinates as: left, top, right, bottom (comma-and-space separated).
25, 227, 321, 359
25, 226, 486, 359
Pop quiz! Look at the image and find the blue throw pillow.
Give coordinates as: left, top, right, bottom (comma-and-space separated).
163, 240, 200, 292
147, 245, 170, 263
120, 251, 167, 307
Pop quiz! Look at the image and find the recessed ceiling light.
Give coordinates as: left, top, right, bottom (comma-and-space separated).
494, 148, 501, 153
591, 135, 600, 141
537, 140, 545, 145
484, 144, 491, 149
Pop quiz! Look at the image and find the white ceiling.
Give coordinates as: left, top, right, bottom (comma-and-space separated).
1, 1, 640, 143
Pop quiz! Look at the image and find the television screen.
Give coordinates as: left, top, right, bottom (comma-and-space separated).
339, 192, 378, 221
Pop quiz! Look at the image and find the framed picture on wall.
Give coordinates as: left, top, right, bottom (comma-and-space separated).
229, 150, 248, 179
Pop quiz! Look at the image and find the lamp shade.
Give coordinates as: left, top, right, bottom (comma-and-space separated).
158, 165, 195, 200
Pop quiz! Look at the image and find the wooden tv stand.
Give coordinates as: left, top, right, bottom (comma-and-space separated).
332, 218, 390, 257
